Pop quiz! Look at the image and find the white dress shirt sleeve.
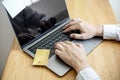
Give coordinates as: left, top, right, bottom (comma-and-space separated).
103, 24, 120, 41
75, 24, 120, 80
76, 67, 101, 80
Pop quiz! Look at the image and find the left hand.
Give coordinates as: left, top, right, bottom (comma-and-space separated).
63, 19, 102, 39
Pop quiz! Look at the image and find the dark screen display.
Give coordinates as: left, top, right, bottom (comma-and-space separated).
7, 0, 69, 46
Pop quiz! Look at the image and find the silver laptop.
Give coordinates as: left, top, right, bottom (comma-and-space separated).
2, 0, 103, 76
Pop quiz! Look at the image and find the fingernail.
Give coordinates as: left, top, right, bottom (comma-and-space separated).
54, 42, 58, 46
70, 34, 73, 37
70, 34, 75, 38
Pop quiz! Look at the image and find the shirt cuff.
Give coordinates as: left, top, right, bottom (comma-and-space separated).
76, 67, 101, 80
103, 24, 120, 40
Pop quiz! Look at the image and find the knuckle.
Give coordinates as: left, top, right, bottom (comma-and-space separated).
64, 45, 70, 49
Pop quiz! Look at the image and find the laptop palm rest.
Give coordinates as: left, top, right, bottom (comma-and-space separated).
47, 55, 71, 76
72, 37, 103, 55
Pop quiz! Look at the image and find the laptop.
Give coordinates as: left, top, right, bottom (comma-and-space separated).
2, 0, 103, 76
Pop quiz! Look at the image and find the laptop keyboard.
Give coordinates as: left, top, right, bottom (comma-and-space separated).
28, 27, 71, 58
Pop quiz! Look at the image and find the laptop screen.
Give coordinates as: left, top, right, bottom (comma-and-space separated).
5, 0, 69, 47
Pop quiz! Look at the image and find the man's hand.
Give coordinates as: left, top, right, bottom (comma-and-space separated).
63, 19, 103, 39
54, 41, 90, 73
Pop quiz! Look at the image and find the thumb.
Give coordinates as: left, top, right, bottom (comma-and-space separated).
70, 33, 90, 39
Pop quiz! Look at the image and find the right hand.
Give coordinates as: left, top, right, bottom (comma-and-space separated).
63, 19, 103, 39
55, 41, 90, 73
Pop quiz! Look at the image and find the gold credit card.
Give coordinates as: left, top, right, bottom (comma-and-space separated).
33, 49, 50, 66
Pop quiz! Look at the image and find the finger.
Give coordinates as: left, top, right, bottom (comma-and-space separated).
54, 42, 58, 47
64, 41, 72, 44
70, 33, 89, 39
75, 43, 83, 48
64, 41, 82, 47
64, 41, 74, 46
58, 41, 70, 49
55, 49, 62, 55
54, 42, 64, 51
63, 25, 80, 33
55, 49, 65, 61
64, 41, 78, 48
63, 21, 79, 29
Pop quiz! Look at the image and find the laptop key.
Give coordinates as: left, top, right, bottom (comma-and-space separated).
29, 27, 70, 58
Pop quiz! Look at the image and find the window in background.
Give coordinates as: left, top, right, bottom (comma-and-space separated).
22, 0, 40, 6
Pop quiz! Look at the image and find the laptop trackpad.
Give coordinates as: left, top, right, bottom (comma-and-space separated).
47, 55, 71, 76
